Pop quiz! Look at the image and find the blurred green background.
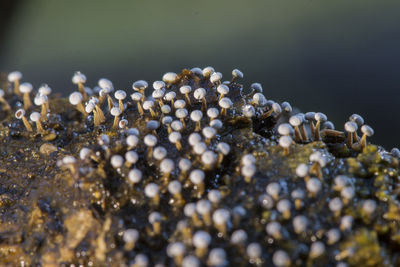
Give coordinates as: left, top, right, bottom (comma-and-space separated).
0, 0, 399, 149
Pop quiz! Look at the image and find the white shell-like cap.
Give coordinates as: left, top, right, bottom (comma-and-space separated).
153, 146, 167, 161
134, 254, 149, 267
278, 123, 294, 136
310, 241, 325, 258
72, 71, 86, 84
98, 78, 113, 90
242, 105, 255, 118
115, 90, 127, 100
296, 163, 309, 177
131, 92, 142, 101
212, 209, 230, 225
293, 215, 308, 234
34, 94, 48, 106
189, 169, 205, 184
193, 231, 211, 248
252, 93, 266, 106
178, 158, 192, 172
217, 84, 229, 95
182, 255, 200, 267
160, 158, 175, 174
349, 113, 364, 126
162, 72, 178, 83
123, 229, 139, 243
38, 84, 52, 95
210, 119, 223, 129
202, 66, 215, 77
272, 250, 291, 267
362, 199, 377, 215
169, 131, 182, 144
184, 203, 196, 217
164, 91, 176, 101
241, 164, 256, 177
208, 190, 221, 204
279, 136, 293, 148
153, 80, 165, 90
174, 99, 186, 109
149, 211, 161, 223
188, 133, 202, 146
344, 121, 358, 133
250, 83, 262, 93
231, 229, 248, 244
202, 150, 217, 165
85, 102, 95, 113
289, 115, 302, 127
19, 82, 33, 93
341, 186, 355, 200
128, 169, 142, 183
202, 126, 216, 139
217, 142, 230, 155
168, 180, 182, 195
361, 125, 374, 137
69, 92, 83, 105
208, 248, 227, 266
246, 243, 261, 259
232, 68, 243, 79
329, 197, 343, 212
266, 221, 281, 236
110, 155, 124, 168
266, 182, 281, 197
110, 107, 122, 116
193, 142, 207, 155
175, 108, 188, 119
196, 199, 211, 215
315, 112, 327, 122
8, 71, 22, 82
125, 151, 139, 164
79, 147, 91, 160
144, 134, 157, 147
30, 112, 41, 122
241, 154, 255, 166
171, 120, 183, 131
161, 104, 171, 114
277, 199, 291, 214
144, 183, 159, 198
194, 88, 206, 100
167, 242, 186, 257
127, 135, 139, 148
142, 100, 154, 110
207, 108, 219, 119
218, 97, 233, 109
152, 89, 165, 99
180, 85, 191, 94
281, 101, 292, 112
132, 80, 148, 91
190, 110, 203, 122
306, 178, 322, 194
210, 72, 222, 83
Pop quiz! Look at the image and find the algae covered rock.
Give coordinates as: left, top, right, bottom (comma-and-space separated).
0, 68, 399, 266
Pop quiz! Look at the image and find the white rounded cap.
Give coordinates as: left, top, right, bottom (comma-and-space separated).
144, 134, 157, 147
241, 154, 255, 166
130, 92, 142, 101
196, 199, 211, 215
72, 71, 86, 84
167, 242, 185, 257
169, 131, 182, 144
208, 248, 227, 266
127, 135, 139, 148
210, 72, 222, 83
8, 71, 22, 82
251, 83, 262, 93
110, 107, 122, 116
19, 82, 33, 93
242, 105, 255, 118
212, 209, 230, 224
193, 231, 211, 248
153, 80, 165, 90
306, 178, 322, 194
171, 120, 183, 131
175, 108, 188, 119
125, 151, 139, 164
193, 142, 207, 155
38, 84, 52, 95
241, 164, 256, 177
293, 215, 308, 234
153, 146, 167, 161
142, 100, 154, 110
217, 84, 229, 95
69, 92, 83, 105
207, 108, 219, 119
174, 99, 186, 109
296, 163, 309, 177
246, 243, 261, 259
194, 88, 206, 100
202, 126, 216, 139
279, 136, 293, 148
110, 155, 124, 168
180, 85, 191, 94
128, 169, 142, 183
189, 169, 205, 184
30, 112, 41, 122
202, 66, 215, 77
179, 158, 192, 172
361, 125, 374, 137
162, 72, 178, 83
190, 110, 203, 122
123, 229, 139, 243
160, 158, 175, 174
272, 250, 291, 267
188, 133, 202, 146
168, 180, 182, 195
218, 97, 232, 109
289, 115, 302, 127
144, 183, 159, 197
210, 119, 222, 130
217, 142, 230, 155
344, 121, 358, 133
252, 93, 266, 106
182, 255, 200, 267
278, 123, 294, 136
164, 91, 176, 101
98, 78, 113, 90
231, 229, 247, 244
202, 150, 217, 165
114, 90, 127, 100
132, 80, 148, 91
232, 68, 243, 79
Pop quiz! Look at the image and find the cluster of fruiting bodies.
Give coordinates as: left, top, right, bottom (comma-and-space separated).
0, 68, 399, 267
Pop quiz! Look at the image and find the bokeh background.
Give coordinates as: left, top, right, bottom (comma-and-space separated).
0, 0, 399, 149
